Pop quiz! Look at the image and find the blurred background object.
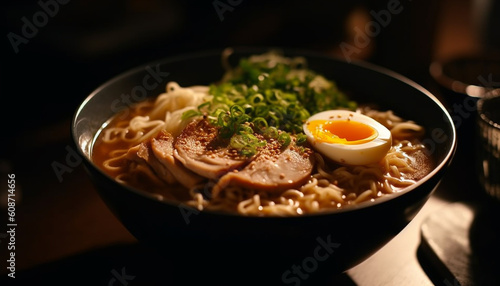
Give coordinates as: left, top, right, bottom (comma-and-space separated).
428, 0, 500, 201
476, 89, 500, 202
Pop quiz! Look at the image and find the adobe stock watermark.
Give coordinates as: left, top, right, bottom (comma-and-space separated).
339, 0, 410, 63
178, 203, 200, 225
51, 64, 169, 183
178, 180, 219, 224
110, 64, 170, 120
282, 234, 341, 286
447, 74, 500, 129
213, 0, 244, 22
108, 267, 135, 286
420, 73, 499, 158
7, 0, 71, 54
52, 145, 82, 183
177, 177, 241, 224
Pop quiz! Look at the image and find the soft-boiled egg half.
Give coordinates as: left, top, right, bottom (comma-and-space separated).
303, 110, 392, 165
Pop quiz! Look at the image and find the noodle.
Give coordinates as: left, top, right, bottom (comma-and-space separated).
99, 81, 209, 149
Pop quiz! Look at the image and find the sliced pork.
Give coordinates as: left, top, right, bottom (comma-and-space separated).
126, 141, 176, 184
126, 130, 205, 189
150, 130, 205, 189
213, 138, 315, 196
171, 118, 315, 196
173, 118, 251, 179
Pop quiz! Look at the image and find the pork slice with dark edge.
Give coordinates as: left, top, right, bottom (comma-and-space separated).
150, 130, 205, 189
125, 140, 176, 184
173, 118, 251, 179
213, 138, 315, 196
125, 130, 205, 189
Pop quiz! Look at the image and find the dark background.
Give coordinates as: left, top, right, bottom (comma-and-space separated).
3, 0, 499, 141
1, 0, 500, 285
3, 0, 499, 138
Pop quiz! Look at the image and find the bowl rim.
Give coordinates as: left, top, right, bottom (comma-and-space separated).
72, 46, 457, 219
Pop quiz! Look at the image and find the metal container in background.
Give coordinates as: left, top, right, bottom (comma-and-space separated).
429, 55, 500, 199
476, 89, 500, 202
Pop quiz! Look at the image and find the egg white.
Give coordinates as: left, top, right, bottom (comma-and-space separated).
303, 110, 392, 165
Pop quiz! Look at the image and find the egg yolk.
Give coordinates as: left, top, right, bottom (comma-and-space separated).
307, 119, 378, 145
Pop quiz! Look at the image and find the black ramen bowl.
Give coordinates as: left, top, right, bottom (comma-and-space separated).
72, 47, 456, 285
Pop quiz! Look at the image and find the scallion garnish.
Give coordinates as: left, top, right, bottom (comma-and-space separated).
182, 51, 357, 156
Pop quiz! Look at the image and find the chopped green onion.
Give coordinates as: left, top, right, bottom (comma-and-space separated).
189, 51, 357, 157
181, 109, 201, 120
230, 105, 245, 118
263, 126, 279, 139
278, 132, 291, 147
249, 93, 265, 105
252, 117, 268, 132
236, 124, 253, 135
254, 105, 269, 117
296, 134, 307, 145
